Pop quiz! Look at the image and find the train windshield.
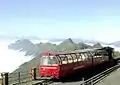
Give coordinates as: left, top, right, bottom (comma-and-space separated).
40, 56, 58, 65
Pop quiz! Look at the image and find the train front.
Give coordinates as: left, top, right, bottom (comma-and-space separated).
39, 53, 59, 79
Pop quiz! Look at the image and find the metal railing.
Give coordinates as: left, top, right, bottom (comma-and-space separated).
0, 68, 39, 85
80, 64, 120, 85
8, 71, 32, 85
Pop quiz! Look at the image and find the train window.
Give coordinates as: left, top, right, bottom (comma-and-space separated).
97, 51, 103, 57
67, 54, 73, 63
84, 53, 89, 60
81, 53, 88, 60
59, 55, 68, 64
50, 56, 58, 64
79, 53, 83, 61
80, 53, 86, 60
71, 54, 77, 62
56, 55, 62, 65
76, 53, 82, 61
96, 52, 99, 58
102, 51, 108, 56
40, 56, 58, 65
87, 52, 92, 60
94, 51, 100, 58
101, 51, 108, 60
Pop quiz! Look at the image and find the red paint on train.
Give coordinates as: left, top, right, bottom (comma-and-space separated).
39, 47, 114, 79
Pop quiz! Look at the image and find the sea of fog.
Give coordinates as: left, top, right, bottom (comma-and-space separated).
0, 39, 62, 73
0, 40, 34, 73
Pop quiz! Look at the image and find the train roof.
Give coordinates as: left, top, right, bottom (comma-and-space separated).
43, 46, 113, 56
54, 48, 103, 55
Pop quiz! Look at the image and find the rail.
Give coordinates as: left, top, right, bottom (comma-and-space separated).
8, 71, 32, 85
0, 65, 119, 85
0, 68, 41, 85
32, 77, 54, 85
80, 64, 120, 85
0, 68, 53, 85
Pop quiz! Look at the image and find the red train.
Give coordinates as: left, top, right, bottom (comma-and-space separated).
39, 47, 114, 79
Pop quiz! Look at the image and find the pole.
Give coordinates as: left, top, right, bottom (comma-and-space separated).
82, 78, 85, 85
18, 72, 20, 84
4, 73, 8, 85
31, 67, 36, 80
33, 68, 37, 80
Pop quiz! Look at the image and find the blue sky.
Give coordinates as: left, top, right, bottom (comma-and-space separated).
0, 0, 120, 42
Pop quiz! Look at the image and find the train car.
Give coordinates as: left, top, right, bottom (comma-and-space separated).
39, 47, 114, 79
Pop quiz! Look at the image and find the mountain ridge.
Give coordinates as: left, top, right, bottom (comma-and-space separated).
8, 38, 103, 56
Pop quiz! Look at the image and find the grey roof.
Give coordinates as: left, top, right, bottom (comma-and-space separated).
54, 47, 103, 55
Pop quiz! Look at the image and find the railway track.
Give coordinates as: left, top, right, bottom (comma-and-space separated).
31, 64, 120, 85
32, 77, 54, 85
0, 64, 119, 85
79, 64, 120, 85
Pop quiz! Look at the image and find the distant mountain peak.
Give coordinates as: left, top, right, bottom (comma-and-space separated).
62, 38, 74, 44
92, 43, 102, 48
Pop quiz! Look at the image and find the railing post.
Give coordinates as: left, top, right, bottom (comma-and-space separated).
34, 68, 37, 80
18, 72, 20, 84
1, 73, 4, 85
2, 73, 9, 85
82, 78, 85, 85
31, 67, 36, 80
